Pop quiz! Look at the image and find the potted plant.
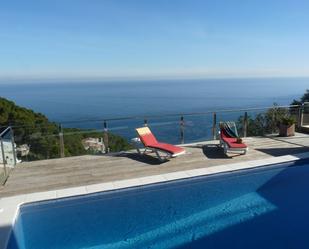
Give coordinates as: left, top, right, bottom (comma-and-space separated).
279, 116, 295, 137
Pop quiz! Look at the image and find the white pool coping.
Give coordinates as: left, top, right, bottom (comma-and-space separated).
1, 151, 309, 249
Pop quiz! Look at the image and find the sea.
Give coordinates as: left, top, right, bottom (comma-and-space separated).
1, 77, 308, 144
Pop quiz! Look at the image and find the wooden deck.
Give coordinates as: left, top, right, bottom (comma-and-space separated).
1, 133, 309, 197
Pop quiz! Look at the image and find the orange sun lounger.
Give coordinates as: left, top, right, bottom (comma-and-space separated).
135, 127, 185, 161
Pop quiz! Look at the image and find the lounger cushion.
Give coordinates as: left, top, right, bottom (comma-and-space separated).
222, 137, 247, 148
147, 142, 185, 155
136, 127, 158, 146
136, 126, 185, 156
220, 127, 247, 149
139, 133, 158, 146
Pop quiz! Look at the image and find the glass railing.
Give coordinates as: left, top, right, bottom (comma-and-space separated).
0, 127, 17, 184
2, 104, 305, 164
302, 102, 309, 126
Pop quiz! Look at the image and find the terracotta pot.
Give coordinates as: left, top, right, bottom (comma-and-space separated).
279, 123, 295, 137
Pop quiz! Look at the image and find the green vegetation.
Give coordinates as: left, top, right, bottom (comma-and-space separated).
280, 116, 296, 126
292, 89, 309, 114
236, 89, 309, 136
291, 89, 309, 105
237, 104, 291, 136
0, 97, 132, 161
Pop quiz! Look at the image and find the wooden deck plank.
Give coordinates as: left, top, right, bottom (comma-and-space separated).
1, 133, 309, 197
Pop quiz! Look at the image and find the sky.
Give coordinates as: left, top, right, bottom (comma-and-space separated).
0, 0, 309, 80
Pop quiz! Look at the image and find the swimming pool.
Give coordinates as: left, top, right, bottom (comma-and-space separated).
6, 159, 309, 249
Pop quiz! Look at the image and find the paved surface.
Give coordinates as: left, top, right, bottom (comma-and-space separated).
1, 133, 309, 197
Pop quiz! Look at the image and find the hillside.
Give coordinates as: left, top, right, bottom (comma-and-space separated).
0, 97, 132, 160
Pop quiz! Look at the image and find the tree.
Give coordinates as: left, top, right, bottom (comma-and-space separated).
291, 89, 309, 105
237, 104, 289, 136
0, 97, 132, 161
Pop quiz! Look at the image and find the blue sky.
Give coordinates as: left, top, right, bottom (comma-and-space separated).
1, 0, 309, 80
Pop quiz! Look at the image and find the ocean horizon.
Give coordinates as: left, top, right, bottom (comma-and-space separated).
1, 77, 308, 143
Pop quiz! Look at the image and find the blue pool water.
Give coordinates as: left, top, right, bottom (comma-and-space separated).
7, 159, 309, 249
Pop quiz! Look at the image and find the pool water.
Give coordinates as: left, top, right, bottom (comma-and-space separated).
7, 159, 309, 249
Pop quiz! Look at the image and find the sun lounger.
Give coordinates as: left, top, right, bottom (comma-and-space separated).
219, 122, 248, 155
135, 127, 185, 162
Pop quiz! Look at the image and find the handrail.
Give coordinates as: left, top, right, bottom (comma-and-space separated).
0, 126, 17, 167
54, 104, 303, 123
0, 104, 301, 129
0, 104, 304, 161
0, 126, 12, 137
0, 127, 9, 183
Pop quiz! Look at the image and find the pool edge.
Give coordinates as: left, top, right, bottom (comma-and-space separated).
1, 151, 309, 249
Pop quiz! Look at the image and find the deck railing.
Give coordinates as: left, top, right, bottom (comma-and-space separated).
0, 104, 307, 164
0, 126, 17, 184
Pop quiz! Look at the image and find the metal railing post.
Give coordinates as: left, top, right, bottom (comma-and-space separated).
59, 124, 65, 158
212, 112, 217, 140
243, 112, 248, 137
103, 121, 109, 153
180, 116, 185, 144
144, 119, 148, 127
0, 137, 7, 178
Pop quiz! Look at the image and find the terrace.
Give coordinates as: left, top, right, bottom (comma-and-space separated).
1, 132, 309, 198
1, 104, 309, 198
